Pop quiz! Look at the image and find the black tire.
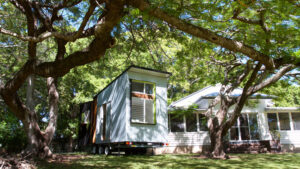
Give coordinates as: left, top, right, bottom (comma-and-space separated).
125, 149, 132, 155
91, 145, 97, 154
104, 146, 110, 155
98, 146, 104, 155
136, 148, 147, 155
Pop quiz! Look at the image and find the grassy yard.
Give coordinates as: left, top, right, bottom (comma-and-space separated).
37, 153, 300, 169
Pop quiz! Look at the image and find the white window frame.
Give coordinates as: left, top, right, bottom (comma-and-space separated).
169, 112, 208, 133
168, 113, 185, 132
267, 112, 294, 131
291, 112, 300, 130
230, 113, 260, 142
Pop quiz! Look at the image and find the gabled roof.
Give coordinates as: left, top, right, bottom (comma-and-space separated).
128, 65, 172, 78
169, 84, 274, 109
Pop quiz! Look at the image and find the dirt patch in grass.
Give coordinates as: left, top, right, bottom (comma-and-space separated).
46, 153, 91, 164
190, 154, 240, 160
0, 155, 36, 169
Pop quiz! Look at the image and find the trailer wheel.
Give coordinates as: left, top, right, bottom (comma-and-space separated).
104, 146, 110, 155
125, 150, 131, 155
98, 146, 104, 155
91, 146, 97, 154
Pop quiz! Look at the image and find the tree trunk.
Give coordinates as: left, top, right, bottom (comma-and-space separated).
209, 127, 228, 159
22, 112, 52, 158
23, 74, 53, 158
207, 96, 230, 159
20, 77, 58, 158
26, 75, 35, 110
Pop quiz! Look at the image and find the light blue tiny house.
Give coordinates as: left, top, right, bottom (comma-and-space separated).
78, 66, 171, 154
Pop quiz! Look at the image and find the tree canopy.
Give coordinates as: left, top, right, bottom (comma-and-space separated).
0, 0, 299, 157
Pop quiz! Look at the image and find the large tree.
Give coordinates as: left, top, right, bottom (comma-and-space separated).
0, 0, 299, 158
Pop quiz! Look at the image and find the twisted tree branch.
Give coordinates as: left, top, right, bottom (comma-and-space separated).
128, 0, 275, 69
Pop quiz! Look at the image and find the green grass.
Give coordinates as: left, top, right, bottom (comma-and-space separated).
37, 153, 300, 169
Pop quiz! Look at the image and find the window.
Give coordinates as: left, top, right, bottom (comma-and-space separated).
230, 120, 239, 140
186, 114, 197, 132
230, 113, 260, 141
278, 113, 290, 130
240, 114, 250, 140
267, 113, 278, 130
169, 114, 184, 132
267, 112, 294, 131
199, 114, 208, 131
169, 113, 208, 132
292, 113, 300, 130
248, 114, 260, 140
131, 80, 155, 124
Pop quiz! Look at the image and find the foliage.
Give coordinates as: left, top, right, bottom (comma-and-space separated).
269, 129, 281, 141
262, 80, 300, 107
0, 109, 27, 152
0, 0, 299, 156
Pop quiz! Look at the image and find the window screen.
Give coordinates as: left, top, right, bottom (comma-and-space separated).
248, 114, 260, 140
131, 80, 155, 124
292, 113, 300, 130
230, 119, 239, 140
240, 114, 250, 140
230, 127, 239, 140
267, 113, 278, 130
132, 82, 144, 93
170, 114, 184, 132
199, 114, 208, 131
230, 113, 259, 141
186, 114, 197, 132
278, 113, 291, 130
145, 84, 153, 94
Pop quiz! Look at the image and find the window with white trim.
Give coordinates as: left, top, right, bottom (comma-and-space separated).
278, 113, 290, 130
169, 114, 184, 132
267, 113, 278, 130
131, 80, 155, 124
168, 113, 208, 132
230, 113, 260, 141
186, 113, 197, 132
267, 112, 300, 131
199, 114, 208, 131
292, 113, 300, 130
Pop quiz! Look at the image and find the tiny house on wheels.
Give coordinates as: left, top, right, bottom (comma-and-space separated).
78, 66, 171, 155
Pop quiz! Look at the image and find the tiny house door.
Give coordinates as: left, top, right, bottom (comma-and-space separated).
96, 103, 111, 142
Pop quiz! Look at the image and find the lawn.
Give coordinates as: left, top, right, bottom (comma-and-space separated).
37, 153, 300, 169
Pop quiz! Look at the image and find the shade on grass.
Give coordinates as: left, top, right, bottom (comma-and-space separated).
37, 153, 300, 169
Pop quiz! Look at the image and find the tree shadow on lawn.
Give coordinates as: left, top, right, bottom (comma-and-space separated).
36, 153, 300, 169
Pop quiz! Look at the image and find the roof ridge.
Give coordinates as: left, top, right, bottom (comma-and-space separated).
170, 85, 217, 106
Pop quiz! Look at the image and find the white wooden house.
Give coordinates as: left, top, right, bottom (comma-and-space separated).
155, 84, 300, 154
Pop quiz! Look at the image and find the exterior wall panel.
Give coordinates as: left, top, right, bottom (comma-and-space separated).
126, 71, 168, 143
95, 73, 129, 143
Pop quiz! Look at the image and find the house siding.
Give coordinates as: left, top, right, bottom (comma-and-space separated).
95, 73, 128, 143
167, 132, 210, 146
126, 71, 168, 143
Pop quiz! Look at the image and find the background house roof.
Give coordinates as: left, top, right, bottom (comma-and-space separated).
265, 107, 300, 112
169, 84, 274, 109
